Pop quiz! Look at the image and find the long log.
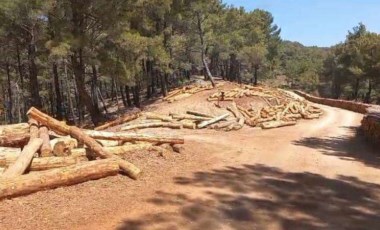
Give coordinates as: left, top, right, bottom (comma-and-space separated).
70, 143, 153, 158
145, 112, 173, 122
0, 123, 32, 148
2, 155, 88, 171
29, 118, 39, 140
0, 147, 22, 166
186, 111, 213, 118
95, 112, 141, 131
2, 138, 43, 177
171, 114, 211, 121
0, 167, 4, 174
121, 122, 182, 131
27, 107, 141, 179
0, 159, 119, 199
260, 120, 297, 129
198, 113, 230, 129
83, 130, 185, 144
39, 126, 53, 157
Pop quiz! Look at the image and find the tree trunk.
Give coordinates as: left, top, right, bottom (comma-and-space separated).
71, 53, 104, 125
28, 34, 42, 108
125, 86, 132, 107
120, 86, 127, 107
91, 65, 100, 112
6, 62, 12, 123
2, 138, 43, 177
52, 62, 63, 119
121, 122, 182, 131
365, 79, 372, 103
161, 73, 168, 97
353, 78, 360, 101
196, 12, 215, 87
253, 66, 259, 85
0, 159, 119, 200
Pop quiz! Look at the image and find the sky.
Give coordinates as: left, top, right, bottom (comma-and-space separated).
223, 0, 380, 47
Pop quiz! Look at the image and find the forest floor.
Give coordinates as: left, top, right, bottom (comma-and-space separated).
1, 84, 380, 230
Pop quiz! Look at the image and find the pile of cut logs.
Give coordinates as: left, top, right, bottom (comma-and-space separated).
163, 82, 223, 103
0, 108, 184, 199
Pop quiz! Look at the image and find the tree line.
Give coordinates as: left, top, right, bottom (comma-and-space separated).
0, 0, 281, 125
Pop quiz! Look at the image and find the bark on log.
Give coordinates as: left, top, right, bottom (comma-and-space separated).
94, 112, 141, 131
2, 138, 43, 177
260, 121, 297, 129
0, 167, 4, 174
198, 113, 230, 129
29, 119, 39, 140
0, 123, 34, 148
27, 107, 141, 179
121, 122, 182, 131
83, 130, 185, 144
0, 159, 119, 199
39, 126, 53, 157
186, 111, 213, 118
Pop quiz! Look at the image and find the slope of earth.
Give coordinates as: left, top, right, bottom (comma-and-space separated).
1, 90, 380, 229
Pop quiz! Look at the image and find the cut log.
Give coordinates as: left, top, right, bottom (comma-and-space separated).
29, 118, 39, 140
2, 155, 88, 171
0, 147, 22, 166
50, 137, 78, 156
0, 167, 4, 174
27, 107, 141, 179
186, 111, 213, 118
171, 114, 211, 121
210, 120, 237, 130
83, 130, 185, 145
97, 139, 121, 147
70, 143, 153, 159
198, 113, 230, 129
121, 122, 182, 131
2, 138, 43, 177
0, 159, 119, 199
164, 89, 182, 100
94, 112, 141, 131
260, 121, 297, 129
0, 133, 30, 148
0, 123, 30, 136
179, 121, 196, 129
39, 126, 53, 157
145, 112, 173, 122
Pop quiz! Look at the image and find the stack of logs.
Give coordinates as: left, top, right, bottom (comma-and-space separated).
0, 108, 184, 199
163, 83, 222, 103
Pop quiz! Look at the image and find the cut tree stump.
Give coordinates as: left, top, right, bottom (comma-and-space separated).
2, 138, 43, 177
198, 113, 230, 129
94, 112, 141, 131
83, 130, 185, 144
39, 126, 53, 157
0, 159, 119, 199
27, 107, 141, 179
121, 122, 182, 131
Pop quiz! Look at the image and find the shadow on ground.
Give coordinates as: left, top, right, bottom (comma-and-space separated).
117, 164, 380, 230
292, 126, 380, 168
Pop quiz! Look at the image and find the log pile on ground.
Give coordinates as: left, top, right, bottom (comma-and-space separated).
117, 83, 323, 132
0, 108, 184, 199
163, 82, 223, 103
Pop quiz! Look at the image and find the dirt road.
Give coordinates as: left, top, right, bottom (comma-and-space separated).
1, 104, 380, 230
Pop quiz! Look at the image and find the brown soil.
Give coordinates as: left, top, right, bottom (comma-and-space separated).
1, 86, 380, 230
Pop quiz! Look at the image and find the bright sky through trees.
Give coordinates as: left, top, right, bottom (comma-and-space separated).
223, 0, 380, 47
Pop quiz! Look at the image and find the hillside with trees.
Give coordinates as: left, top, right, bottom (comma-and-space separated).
0, 0, 379, 127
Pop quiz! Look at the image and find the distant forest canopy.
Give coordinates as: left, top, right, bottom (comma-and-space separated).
0, 0, 378, 125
